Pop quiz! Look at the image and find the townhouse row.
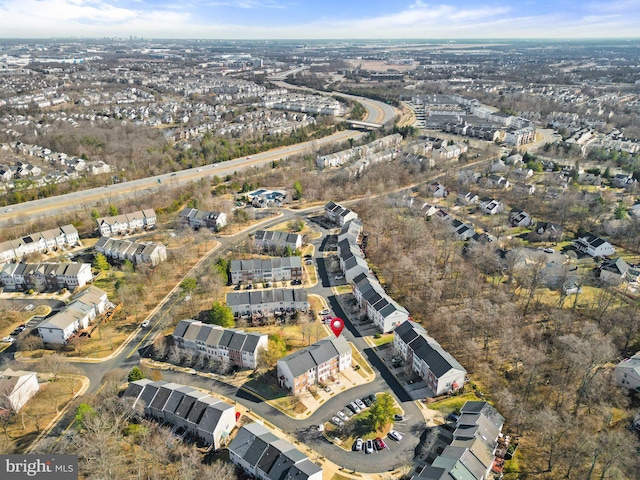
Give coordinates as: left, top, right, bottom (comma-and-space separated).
96, 209, 156, 236
37, 286, 109, 344
225, 288, 309, 318
0, 262, 92, 292
0, 225, 79, 263
124, 379, 236, 450
229, 256, 303, 285
172, 319, 268, 370
95, 237, 167, 266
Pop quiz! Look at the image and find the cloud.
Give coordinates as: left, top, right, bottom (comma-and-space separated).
203, 0, 287, 8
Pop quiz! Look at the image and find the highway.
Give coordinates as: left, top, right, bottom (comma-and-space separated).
0, 97, 396, 228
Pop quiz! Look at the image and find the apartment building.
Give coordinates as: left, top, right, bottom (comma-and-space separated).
95, 237, 167, 266
229, 257, 303, 285
0, 262, 92, 292
96, 209, 156, 236
226, 288, 309, 318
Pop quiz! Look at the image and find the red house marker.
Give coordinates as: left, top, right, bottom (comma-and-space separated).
329, 317, 345, 337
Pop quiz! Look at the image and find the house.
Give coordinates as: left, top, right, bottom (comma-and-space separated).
172, 319, 267, 370
506, 153, 524, 165
489, 160, 508, 174
0, 164, 13, 182
254, 230, 303, 251
598, 257, 638, 285
574, 233, 615, 257
123, 379, 236, 450
277, 335, 352, 394
394, 321, 466, 396
37, 286, 108, 344
527, 221, 563, 242
615, 353, 640, 393
612, 173, 636, 188
450, 219, 475, 240
509, 209, 533, 227
229, 423, 322, 480
351, 272, 410, 333
95, 237, 167, 266
229, 257, 303, 285
324, 201, 359, 226
457, 191, 479, 205
179, 208, 227, 231
480, 198, 504, 215
485, 174, 509, 189
414, 401, 505, 480
0, 262, 93, 292
226, 288, 309, 318
96, 209, 156, 236
513, 182, 536, 196
0, 369, 39, 412
428, 182, 448, 198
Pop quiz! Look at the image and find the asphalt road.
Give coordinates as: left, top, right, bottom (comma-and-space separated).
0, 95, 396, 228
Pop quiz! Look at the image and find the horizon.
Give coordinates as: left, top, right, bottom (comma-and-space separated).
1, 0, 639, 40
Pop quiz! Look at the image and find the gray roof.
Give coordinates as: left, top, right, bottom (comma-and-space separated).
279, 335, 350, 377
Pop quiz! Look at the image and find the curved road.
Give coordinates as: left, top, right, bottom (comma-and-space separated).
22, 209, 423, 473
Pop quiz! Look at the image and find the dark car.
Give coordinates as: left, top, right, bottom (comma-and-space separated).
447, 413, 460, 422
362, 397, 373, 407
393, 414, 404, 422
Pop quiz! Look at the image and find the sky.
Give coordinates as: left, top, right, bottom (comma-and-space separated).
0, 0, 639, 39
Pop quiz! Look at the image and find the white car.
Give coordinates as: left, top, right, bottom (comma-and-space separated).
334, 275, 344, 281
337, 410, 348, 422
141, 320, 150, 328
331, 416, 343, 427
1, 336, 15, 343
349, 402, 361, 414
355, 399, 366, 410
388, 429, 403, 442
24, 304, 34, 311
320, 308, 330, 316
354, 438, 363, 451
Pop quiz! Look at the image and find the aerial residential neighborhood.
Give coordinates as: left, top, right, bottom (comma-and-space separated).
0, 16, 639, 480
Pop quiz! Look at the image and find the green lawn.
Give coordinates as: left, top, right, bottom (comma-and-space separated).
350, 345, 373, 376
372, 334, 394, 347
426, 392, 481, 414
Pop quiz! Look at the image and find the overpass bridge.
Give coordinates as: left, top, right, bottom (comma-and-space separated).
345, 119, 384, 130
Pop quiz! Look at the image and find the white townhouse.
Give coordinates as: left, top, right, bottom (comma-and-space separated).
179, 208, 227, 231
229, 257, 303, 285
0, 225, 78, 263
394, 321, 466, 396
172, 319, 268, 370
95, 237, 167, 266
226, 288, 309, 318
0, 262, 92, 292
324, 201, 359, 226
351, 272, 409, 333
37, 286, 108, 344
96, 209, 156, 236
253, 230, 302, 251
277, 336, 352, 395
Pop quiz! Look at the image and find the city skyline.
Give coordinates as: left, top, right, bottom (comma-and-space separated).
0, 0, 639, 40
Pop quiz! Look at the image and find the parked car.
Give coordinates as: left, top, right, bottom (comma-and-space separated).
446, 413, 460, 422
348, 402, 361, 414
374, 437, 387, 450
365, 439, 374, 454
320, 309, 330, 316
331, 416, 343, 427
323, 385, 332, 393
141, 320, 150, 328
543, 248, 555, 253
364, 394, 377, 405
337, 411, 348, 422
24, 304, 34, 311
354, 438, 363, 451
1, 336, 15, 343
355, 399, 366, 410
342, 408, 354, 419
393, 414, 404, 421
334, 275, 344, 280
362, 396, 373, 407
388, 430, 403, 442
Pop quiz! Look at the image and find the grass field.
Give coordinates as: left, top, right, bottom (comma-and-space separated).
426, 392, 481, 414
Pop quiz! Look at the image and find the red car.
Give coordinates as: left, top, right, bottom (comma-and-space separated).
374, 437, 387, 450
